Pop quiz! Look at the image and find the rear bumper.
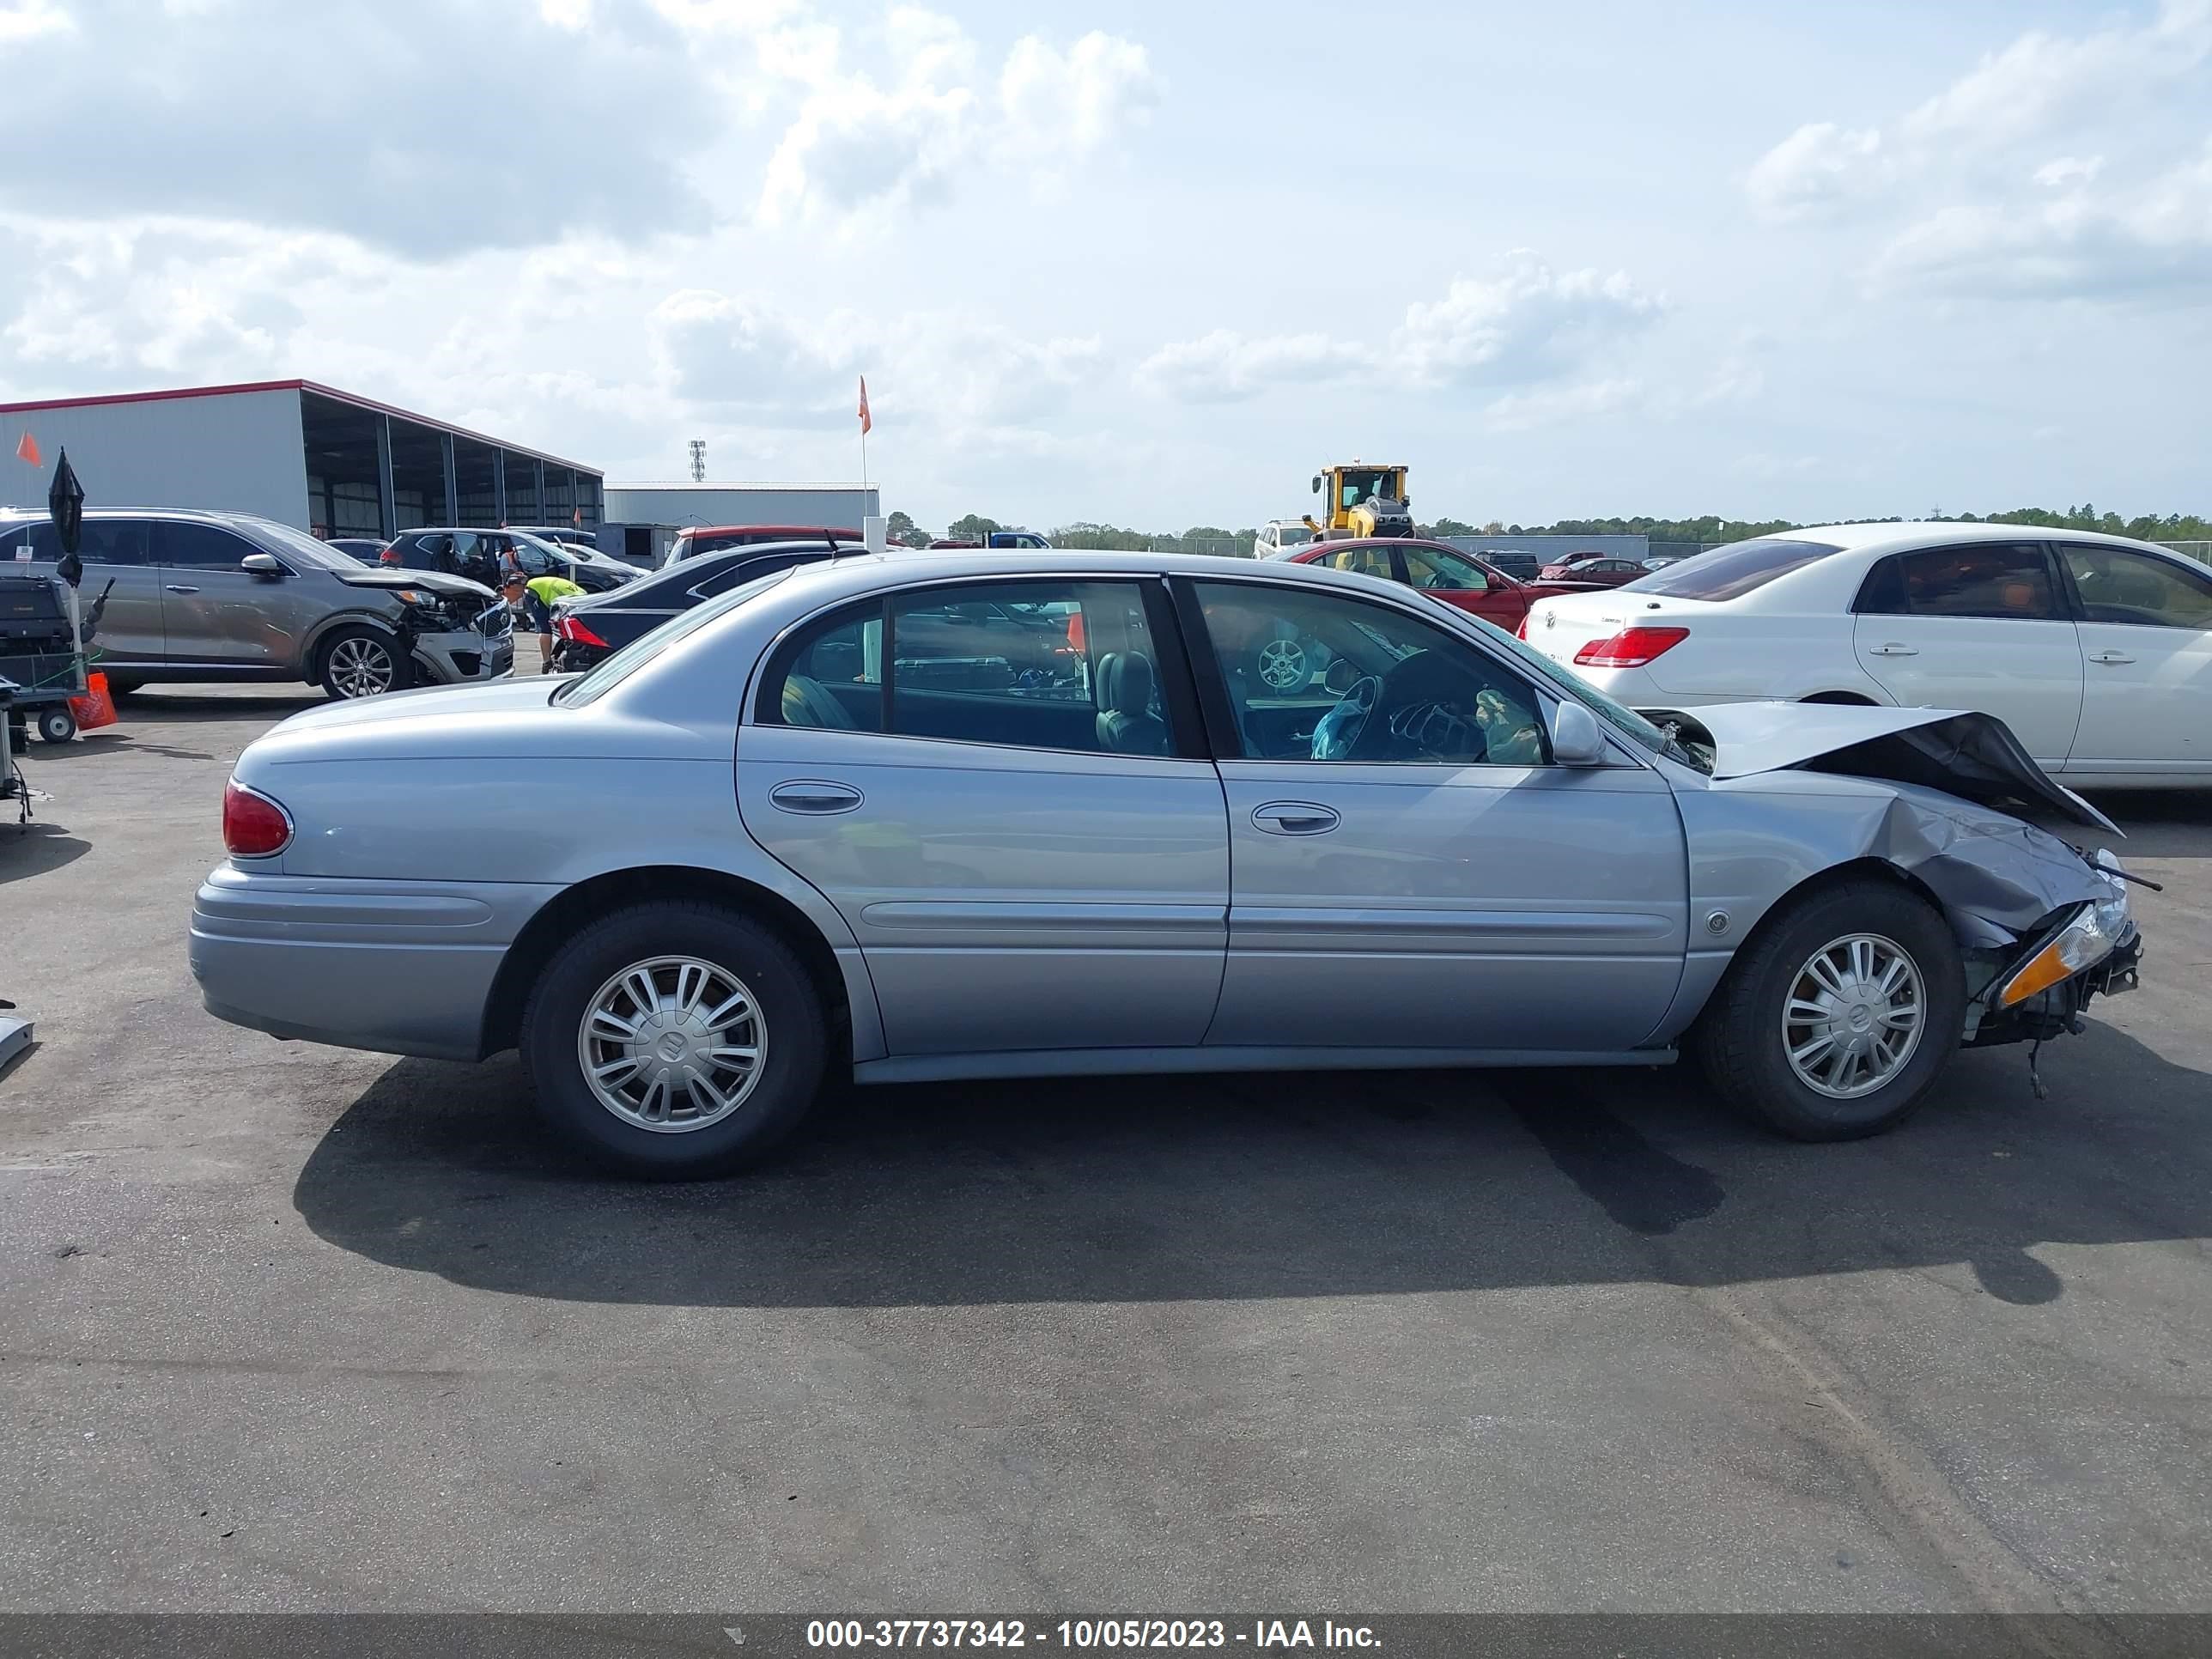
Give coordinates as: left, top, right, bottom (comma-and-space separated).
189, 866, 556, 1060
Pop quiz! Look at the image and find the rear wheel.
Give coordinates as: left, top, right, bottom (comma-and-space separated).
104, 677, 143, 701
33, 706, 76, 744
317, 627, 412, 701
520, 900, 827, 1178
1695, 878, 1965, 1140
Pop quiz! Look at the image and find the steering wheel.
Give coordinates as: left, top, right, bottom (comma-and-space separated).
1310, 674, 1382, 760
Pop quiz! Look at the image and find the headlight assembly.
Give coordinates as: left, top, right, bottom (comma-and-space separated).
1997, 904, 2117, 1009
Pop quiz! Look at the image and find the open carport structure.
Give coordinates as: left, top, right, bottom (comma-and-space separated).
0, 380, 602, 541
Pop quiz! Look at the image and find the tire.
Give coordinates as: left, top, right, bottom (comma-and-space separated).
1694, 877, 1966, 1141
520, 900, 827, 1178
105, 678, 143, 701
316, 626, 413, 701
1251, 635, 1309, 694
33, 706, 76, 744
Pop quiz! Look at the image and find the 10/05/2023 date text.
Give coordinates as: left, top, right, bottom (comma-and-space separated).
803, 1619, 1382, 1649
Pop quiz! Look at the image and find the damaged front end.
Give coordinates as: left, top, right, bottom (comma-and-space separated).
1655, 703, 2148, 1076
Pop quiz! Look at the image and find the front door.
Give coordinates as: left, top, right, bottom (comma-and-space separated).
737, 577, 1231, 1057
2056, 541, 2212, 779
154, 520, 309, 667
1182, 577, 1689, 1054
9, 516, 165, 664
1851, 540, 2085, 768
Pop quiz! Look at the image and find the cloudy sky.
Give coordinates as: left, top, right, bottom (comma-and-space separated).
3, 0, 2209, 532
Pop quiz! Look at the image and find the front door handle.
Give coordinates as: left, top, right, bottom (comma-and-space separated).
163, 584, 201, 594
1868, 642, 1917, 657
769, 779, 864, 815
2089, 651, 2136, 665
1252, 800, 1340, 836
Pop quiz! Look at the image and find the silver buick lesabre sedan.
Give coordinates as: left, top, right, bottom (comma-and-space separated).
191, 550, 2145, 1177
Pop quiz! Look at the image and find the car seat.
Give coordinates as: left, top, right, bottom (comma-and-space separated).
781, 673, 859, 729
1094, 652, 1168, 755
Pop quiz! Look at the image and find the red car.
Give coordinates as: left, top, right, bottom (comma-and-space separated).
1534, 553, 1648, 586
1282, 538, 1595, 630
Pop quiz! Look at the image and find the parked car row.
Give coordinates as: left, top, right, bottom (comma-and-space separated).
382, 526, 636, 592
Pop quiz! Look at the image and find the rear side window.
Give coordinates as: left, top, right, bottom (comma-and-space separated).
2059, 544, 2212, 629
1859, 544, 2060, 621
1325, 547, 1395, 579
9, 518, 151, 565
1627, 538, 1841, 601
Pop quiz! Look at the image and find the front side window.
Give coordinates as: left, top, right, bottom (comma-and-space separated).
1401, 546, 1489, 592
1862, 543, 2060, 620
2060, 544, 2212, 629
159, 521, 255, 568
1190, 580, 1546, 766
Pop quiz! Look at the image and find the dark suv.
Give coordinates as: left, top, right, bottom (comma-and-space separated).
384, 527, 635, 592
0, 508, 511, 701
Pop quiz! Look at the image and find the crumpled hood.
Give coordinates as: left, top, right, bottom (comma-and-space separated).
338, 568, 497, 601
1650, 701, 2118, 834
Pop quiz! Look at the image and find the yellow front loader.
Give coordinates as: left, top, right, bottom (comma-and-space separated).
1303, 460, 1413, 540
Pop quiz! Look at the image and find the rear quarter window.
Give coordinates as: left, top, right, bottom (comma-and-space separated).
1625, 538, 1842, 602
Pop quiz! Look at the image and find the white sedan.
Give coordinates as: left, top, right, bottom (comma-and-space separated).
1521, 522, 2212, 788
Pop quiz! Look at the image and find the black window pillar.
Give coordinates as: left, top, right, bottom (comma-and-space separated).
441, 432, 459, 524
375, 415, 397, 539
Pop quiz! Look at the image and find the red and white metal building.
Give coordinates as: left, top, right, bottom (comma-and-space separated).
0, 380, 603, 541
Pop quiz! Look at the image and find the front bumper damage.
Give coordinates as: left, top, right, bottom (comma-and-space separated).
1967, 923, 2143, 1048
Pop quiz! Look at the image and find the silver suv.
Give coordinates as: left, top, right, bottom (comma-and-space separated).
0, 508, 512, 701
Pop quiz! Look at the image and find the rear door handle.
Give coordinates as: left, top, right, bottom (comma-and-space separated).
1868, 642, 1917, 657
1252, 800, 1340, 836
2089, 651, 2136, 665
769, 780, 864, 815
163, 584, 201, 594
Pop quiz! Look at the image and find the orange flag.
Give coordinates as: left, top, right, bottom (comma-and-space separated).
15, 431, 39, 467
857, 376, 872, 436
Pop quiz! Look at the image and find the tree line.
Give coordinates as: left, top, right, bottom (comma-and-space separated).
884, 505, 2212, 555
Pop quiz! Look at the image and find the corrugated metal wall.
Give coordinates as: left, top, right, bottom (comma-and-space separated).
2, 389, 310, 526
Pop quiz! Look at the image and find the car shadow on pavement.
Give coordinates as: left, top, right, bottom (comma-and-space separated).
105, 691, 326, 724
0, 824, 91, 884
295, 1019, 2212, 1310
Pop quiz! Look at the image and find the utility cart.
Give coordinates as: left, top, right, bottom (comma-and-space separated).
0, 568, 100, 745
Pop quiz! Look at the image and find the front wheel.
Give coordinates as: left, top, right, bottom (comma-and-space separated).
317, 626, 413, 701
1695, 878, 1966, 1141
520, 901, 827, 1178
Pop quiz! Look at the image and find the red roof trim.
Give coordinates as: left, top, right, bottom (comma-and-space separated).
0, 377, 600, 477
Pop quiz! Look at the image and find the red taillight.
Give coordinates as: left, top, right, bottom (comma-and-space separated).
1515, 612, 1530, 640
222, 779, 293, 859
1573, 626, 1689, 668
556, 615, 608, 647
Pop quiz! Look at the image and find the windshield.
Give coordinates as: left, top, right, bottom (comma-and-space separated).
1334, 470, 1399, 510
238, 518, 352, 571
557, 568, 797, 708
1622, 537, 1841, 602
1274, 526, 1314, 545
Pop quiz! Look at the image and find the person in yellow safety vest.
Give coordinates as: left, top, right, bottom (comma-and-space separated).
503, 571, 586, 672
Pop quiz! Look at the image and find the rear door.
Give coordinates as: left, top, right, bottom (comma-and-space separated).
2055, 542, 2212, 779
1182, 576, 1688, 1054
7, 516, 165, 663
737, 576, 1231, 1058
1851, 541, 2086, 768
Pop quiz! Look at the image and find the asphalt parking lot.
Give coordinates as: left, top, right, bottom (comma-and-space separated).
2, 685, 2209, 1616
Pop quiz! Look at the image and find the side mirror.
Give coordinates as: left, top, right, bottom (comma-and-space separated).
1310, 475, 1322, 495
240, 553, 284, 578
1547, 700, 1607, 767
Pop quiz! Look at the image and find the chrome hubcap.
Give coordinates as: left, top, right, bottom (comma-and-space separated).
1783, 933, 1924, 1099
577, 956, 765, 1133
329, 637, 396, 697
1256, 638, 1305, 690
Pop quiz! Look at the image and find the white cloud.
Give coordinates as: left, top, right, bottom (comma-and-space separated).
1746, 124, 1887, 222
0, 0, 71, 40
1391, 254, 1662, 390
2034, 155, 2106, 189
758, 11, 1156, 225
1480, 378, 1642, 433
1134, 329, 1363, 402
